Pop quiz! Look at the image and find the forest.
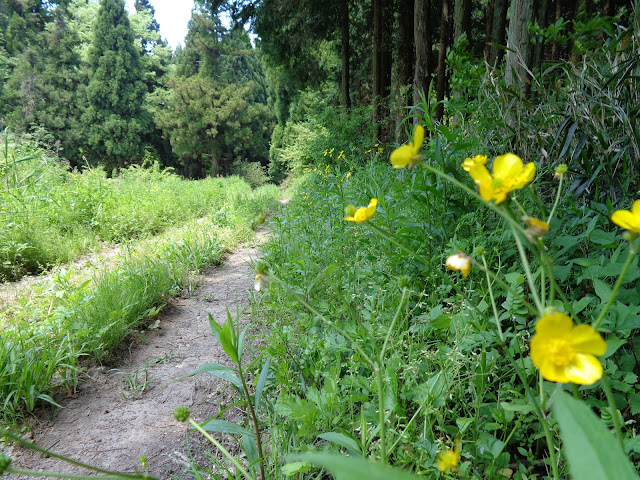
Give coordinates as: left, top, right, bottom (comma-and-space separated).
1, 0, 640, 479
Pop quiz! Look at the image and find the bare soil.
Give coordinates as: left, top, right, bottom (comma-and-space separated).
4, 226, 272, 479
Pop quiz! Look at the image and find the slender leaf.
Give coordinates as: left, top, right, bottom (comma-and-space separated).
200, 419, 253, 436
255, 355, 271, 411
288, 453, 423, 480
318, 432, 363, 456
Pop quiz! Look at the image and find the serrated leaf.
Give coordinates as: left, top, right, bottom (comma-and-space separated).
288, 452, 423, 480
552, 391, 639, 480
200, 419, 253, 436
318, 432, 362, 456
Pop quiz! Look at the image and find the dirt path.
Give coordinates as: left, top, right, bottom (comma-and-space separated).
4, 226, 271, 479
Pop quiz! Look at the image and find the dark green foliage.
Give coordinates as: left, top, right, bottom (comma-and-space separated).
83, 0, 151, 168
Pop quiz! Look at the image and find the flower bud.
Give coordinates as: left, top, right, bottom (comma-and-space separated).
174, 406, 191, 422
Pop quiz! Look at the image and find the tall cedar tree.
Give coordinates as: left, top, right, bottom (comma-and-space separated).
83, 0, 150, 168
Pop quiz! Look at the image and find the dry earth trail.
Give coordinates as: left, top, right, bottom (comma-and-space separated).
4, 224, 273, 479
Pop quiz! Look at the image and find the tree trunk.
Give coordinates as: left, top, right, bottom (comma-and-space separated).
435, 0, 451, 122
532, 0, 550, 74
397, 0, 414, 91
487, 0, 508, 67
505, 0, 533, 87
453, 0, 472, 46
484, 0, 495, 61
414, 0, 432, 110
341, 0, 351, 110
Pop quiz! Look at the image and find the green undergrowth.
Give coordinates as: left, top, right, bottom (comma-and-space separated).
0, 167, 280, 425
0, 133, 270, 282
246, 157, 640, 479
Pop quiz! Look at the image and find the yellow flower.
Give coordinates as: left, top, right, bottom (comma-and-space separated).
390, 125, 424, 169
338, 151, 345, 159
254, 273, 269, 291
436, 439, 460, 473
344, 198, 377, 222
465, 153, 535, 204
461, 154, 487, 172
523, 216, 550, 242
530, 313, 606, 385
445, 252, 471, 278
611, 199, 640, 235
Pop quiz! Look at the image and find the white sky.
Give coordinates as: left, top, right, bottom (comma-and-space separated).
126, 0, 195, 51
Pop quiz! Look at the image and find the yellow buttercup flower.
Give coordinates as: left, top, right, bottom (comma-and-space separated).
530, 313, 606, 385
344, 198, 378, 222
461, 154, 487, 172
611, 199, 640, 235
523, 216, 550, 242
436, 439, 460, 473
445, 252, 471, 278
465, 153, 535, 204
390, 125, 425, 169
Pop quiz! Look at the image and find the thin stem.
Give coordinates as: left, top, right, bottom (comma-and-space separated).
271, 274, 376, 366
546, 174, 564, 225
486, 414, 524, 478
421, 164, 529, 238
366, 222, 480, 315
375, 363, 387, 464
510, 222, 544, 315
602, 375, 625, 451
0, 430, 158, 480
482, 255, 504, 342
4, 469, 150, 480
502, 345, 560, 480
380, 287, 409, 361
188, 418, 253, 480
592, 240, 638, 330
471, 258, 538, 317
238, 364, 266, 480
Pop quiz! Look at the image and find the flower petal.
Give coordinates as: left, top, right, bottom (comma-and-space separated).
390, 145, 413, 168
570, 324, 607, 356
468, 163, 494, 201
412, 125, 424, 153
611, 209, 640, 233
512, 162, 536, 188
493, 153, 524, 181
537, 357, 570, 383
632, 199, 640, 216
565, 353, 603, 385
534, 313, 573, 337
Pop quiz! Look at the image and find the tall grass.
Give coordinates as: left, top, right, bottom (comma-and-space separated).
0, 142, 280, 424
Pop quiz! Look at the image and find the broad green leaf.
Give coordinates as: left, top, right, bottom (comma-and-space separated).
456, 417, 474, 433
318, 432, 362, 456
242, 434, 259, 464
288, 452, 423, 480
552, 391, 639, 480
499, 401, 534, 414
200, 419, 253, 436
281, 462, 311, 475
593, 279, 613, 304
602, 335, 627, 359
188, 363, 242, 388
255, 355, 271, 411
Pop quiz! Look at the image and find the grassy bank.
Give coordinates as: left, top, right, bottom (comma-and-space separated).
0, 140, 280, 424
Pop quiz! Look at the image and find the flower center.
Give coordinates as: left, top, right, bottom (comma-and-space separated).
491, 178, 504, 190
548, 338, 576, 367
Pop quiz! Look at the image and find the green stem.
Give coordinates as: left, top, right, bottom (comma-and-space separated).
238, 364, 266, 480
380, 287, 409, 362
366, 222, 480, 315
502, 345, 560, 480
592, 240, 638, 330
0, 430, 158, 480
482, 255, 504, 342
375, 363, 387, 464
4, 469, 152, 480
421, 164, 529, 238
602, 375, 625, 451
510, 222, 544, 315
271, 274, 376, 366
471, 258, 538, 317
188, 418, 253, 480
546, 174, 564, 225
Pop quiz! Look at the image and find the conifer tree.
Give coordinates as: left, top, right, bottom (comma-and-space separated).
83, 0, 150, 168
